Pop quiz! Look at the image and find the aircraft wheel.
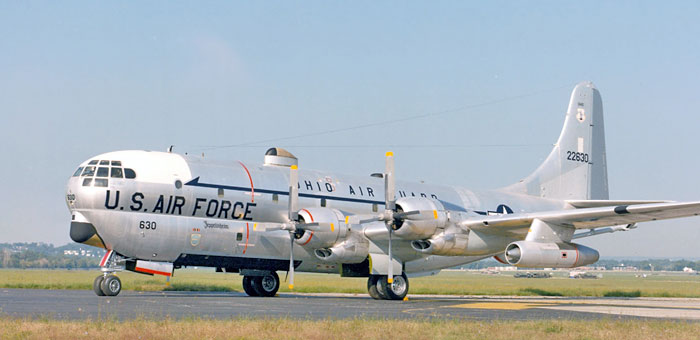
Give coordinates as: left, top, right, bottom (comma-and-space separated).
100, 275, 122, 296
242, 276, 259, 296
379, 273, 409, 300
252, 272, 279, 297
367, 275, 383, 300
93, 276, 106, 296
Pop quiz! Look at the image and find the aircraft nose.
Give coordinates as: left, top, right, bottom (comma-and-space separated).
70, 221, 98, 243
65, 164, 85, 210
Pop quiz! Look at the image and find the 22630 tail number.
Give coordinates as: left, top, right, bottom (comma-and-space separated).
566, 151, 589, 163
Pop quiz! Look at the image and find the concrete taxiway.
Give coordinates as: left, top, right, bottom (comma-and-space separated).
1, 289, 698, 321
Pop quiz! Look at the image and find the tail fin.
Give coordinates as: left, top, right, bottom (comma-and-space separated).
505, 81, 608, 200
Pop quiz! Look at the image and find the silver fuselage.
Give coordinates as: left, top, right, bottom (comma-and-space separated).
66, 150, 567, 274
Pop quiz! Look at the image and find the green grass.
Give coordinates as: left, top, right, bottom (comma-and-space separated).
603, 290, 642, 297
1, 317, 698, 340
1, 269, 698, 298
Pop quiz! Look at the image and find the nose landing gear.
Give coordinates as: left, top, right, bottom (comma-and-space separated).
94, 274, 122, 296
93, 250, 124, 297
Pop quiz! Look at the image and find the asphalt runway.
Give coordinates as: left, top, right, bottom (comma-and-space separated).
1, 289, 699, 321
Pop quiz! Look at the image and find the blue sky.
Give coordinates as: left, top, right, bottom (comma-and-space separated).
1, 1, 699, 257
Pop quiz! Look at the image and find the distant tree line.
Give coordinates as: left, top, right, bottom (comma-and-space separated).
0, 243, 103, 269
458, 257, 699, 271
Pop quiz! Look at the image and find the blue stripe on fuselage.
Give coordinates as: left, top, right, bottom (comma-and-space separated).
184, 177, 385, 205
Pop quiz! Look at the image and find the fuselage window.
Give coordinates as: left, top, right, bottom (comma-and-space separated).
88, 160, 98, 165
96, 167, 109, 177
73, 167, 84, 177
82, 178, 93, 186
82, 166, 96, 177
111, 168, 124, 178
94, 178, 108, 187
111, 161, 122, 166
124, 168, 136, 179
99, 160, 109, 165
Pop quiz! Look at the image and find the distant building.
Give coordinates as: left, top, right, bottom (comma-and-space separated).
612, 264, 638, 271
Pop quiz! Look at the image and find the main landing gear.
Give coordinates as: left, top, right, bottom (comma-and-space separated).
367, 273, 409, 300
241, 271, 280, 297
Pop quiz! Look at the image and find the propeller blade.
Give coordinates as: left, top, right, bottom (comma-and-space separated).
297, 222, 335, 232
387, 222, 393, 284
359, 217, 381, 224
393, 210, 420, 220
288, 231, 295, 289
384, 152, 395, 211
384, 152, 396, 285
288, 165, 299, 222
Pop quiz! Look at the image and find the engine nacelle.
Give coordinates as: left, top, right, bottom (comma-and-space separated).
294, 208, 347, 249
314, 237, 369, 264
504, 241, 599, 268
411, 233, 469, 256
393, 197, 447, 240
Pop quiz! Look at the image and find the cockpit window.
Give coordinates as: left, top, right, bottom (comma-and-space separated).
124, 168, 136, 179
82, 178, 93, 186
99, 160, 109, 165
73, 167, 84, 177
82, 166, 96, 177
111, 168, 123, 178
88, 160, 98, 165
96, 167, 109, 177
111, 161, 122, 166
94, 178, 108, 187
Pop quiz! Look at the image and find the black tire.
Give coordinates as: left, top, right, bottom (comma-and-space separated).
100, 275, 122, 296
367, 275, 383, 300
378, 273, 409, 300
93, 276, 106, 296
242, 276, 259, 296
252, 272, 280, 297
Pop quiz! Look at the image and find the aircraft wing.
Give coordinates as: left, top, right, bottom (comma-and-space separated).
464, 201, 700, 235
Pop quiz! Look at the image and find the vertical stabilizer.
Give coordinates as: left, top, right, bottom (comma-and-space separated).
505, 81, 608, 200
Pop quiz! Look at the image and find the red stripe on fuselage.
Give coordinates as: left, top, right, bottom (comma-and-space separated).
135, 267, 172, 277
243, 222, 249, 254
238, 161, 255, 203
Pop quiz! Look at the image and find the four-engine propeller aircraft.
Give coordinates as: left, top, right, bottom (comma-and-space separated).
66, 82, 700, 300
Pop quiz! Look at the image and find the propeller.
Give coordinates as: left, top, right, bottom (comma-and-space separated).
285, 164, 299, 290
353, 152, 402, 283
280, 164, 327, 289
384, 152, 396, 283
